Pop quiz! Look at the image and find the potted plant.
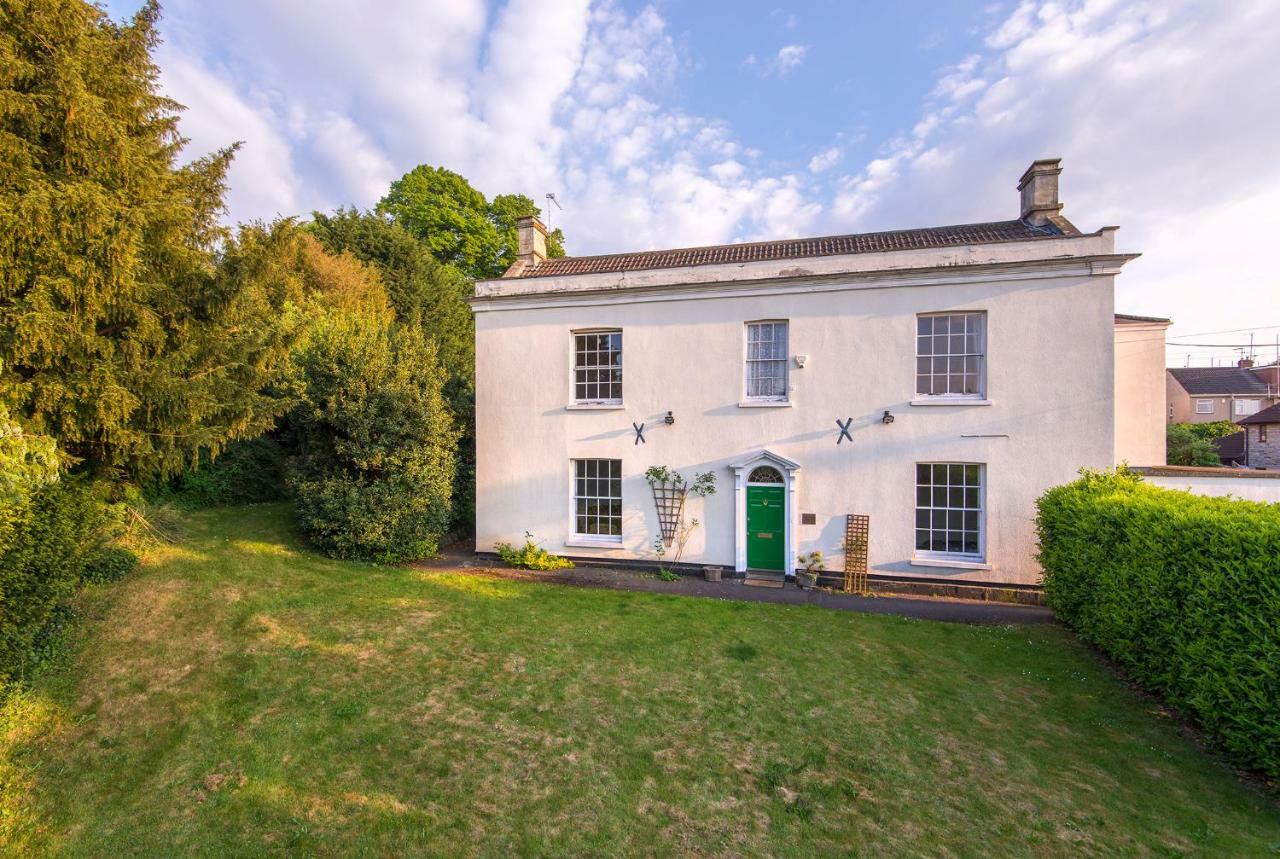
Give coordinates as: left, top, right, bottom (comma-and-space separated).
797, 550, 824, 590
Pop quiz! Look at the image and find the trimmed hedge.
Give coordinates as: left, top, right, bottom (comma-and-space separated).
1037, 469, 1280, 778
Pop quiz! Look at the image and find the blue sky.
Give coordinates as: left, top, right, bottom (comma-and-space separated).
104, 1, 1280, 366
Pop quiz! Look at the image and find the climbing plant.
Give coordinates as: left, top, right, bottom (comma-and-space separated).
644, 466, 716, 572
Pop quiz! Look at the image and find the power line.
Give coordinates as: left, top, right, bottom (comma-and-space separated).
1170, 323, 1280, 338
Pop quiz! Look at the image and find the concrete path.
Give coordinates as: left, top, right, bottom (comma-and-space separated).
415, 552, 1055, 626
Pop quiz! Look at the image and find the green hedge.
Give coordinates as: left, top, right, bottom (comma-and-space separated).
1037, 469, 1280, 778
0, 480, 102, 682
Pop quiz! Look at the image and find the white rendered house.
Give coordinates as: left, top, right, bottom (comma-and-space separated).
470, 159, 1161, 587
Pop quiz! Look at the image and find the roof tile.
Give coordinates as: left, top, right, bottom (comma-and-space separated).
1239, 401, 1280, 425
514, 219, 1065, 279
1168, 367, 1273, 396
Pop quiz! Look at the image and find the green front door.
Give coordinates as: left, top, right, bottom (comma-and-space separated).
746, 485, 785, 571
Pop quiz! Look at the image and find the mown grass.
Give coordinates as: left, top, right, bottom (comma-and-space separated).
1, 503, 1276, 856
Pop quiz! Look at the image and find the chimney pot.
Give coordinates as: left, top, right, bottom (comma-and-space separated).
1018, 158, 1063, 225
516, 215, 548, 267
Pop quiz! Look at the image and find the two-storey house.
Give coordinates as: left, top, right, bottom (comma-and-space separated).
1166, 362, 1280, 424
470, 159, 1159, 587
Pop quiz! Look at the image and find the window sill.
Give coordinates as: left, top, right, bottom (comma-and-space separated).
910, 556, 992, 571
738, 400, 793, 409
909, 398, 992, 407
565, 537, 624, 549
565, 403, 625, 411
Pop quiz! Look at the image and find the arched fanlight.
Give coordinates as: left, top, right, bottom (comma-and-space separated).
748, 466, 783, 483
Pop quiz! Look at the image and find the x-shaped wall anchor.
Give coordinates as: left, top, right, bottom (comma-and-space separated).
836, 417, 854, 445
633, 421, 646, 445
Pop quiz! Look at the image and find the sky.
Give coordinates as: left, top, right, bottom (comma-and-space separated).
104, 0, 1280, 367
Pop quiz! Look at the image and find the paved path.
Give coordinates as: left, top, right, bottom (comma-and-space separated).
415, 553, 1055, 626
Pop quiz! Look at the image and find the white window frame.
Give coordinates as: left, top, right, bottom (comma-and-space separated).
743, 320, 789, 403
1234, 398, 1261, 416
570, 458, 623, 545
913, 462, 986, 564
1194, 399, 1214, 414
915, 312, 986, 401
570, 329, 623, 407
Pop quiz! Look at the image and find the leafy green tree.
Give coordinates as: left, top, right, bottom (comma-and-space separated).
490, 192, 566, 264
307, 209, 473, 395
1166, 424, 1222, 466
378, 166, 565, 280
288, 309, 458, 563
0, 0, 293, 482
306, 209, 477, 530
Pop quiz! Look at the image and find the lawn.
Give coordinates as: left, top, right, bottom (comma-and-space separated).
2, 505, 1277, 856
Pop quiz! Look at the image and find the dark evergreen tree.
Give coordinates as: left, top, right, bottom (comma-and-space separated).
0, 0, 295, 482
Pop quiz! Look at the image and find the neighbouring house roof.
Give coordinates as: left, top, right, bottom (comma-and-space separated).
1239, 401, 1280, 425
1167, 366, 1274, 396
1114, 313, 1171, 325
511, 219, 1072, 279
1215, 430, 1247, 464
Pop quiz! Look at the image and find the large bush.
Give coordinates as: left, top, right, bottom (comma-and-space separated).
288, 313, 457, 563
0, 479, 102, 681
1037, 469, 1280, 777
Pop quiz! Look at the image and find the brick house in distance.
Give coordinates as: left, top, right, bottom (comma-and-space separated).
1238, 403, 1280, 469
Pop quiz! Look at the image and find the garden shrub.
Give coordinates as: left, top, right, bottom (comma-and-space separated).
81, 547, 139, 585
495, 533, 574, 571
1165, 424, 1221, 466
289, 313, 458, 564
1036, 468, 1280, 778
1180, 420, 1241, 441
0, 479, 102, 682
154, 437, 288, 509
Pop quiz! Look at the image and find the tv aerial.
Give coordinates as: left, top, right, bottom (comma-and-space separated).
544, 192, 562, 228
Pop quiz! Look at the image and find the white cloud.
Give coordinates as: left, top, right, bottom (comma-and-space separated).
808, 147, 842, 173
744, 43, 809, 78
775, 44, 808, 74
827, 0, 1280, 353
146, 0, 824, 254
140, 0, 1280, 356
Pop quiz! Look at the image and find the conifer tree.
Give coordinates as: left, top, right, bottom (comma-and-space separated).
0, 0, 294, 482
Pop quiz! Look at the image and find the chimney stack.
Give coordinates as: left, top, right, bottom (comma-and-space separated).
1238, 357, 1255, 369
1256, 361, 1280, 392
1018, 158, 1063, 225
516, 216, 548, 267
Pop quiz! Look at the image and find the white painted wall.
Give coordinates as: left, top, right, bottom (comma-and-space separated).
474, 253, 1120, 586
1114, 320, 1170, 465
1141, 472, 1280, 503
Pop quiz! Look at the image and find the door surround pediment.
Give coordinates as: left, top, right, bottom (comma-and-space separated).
731, 451, 799, 575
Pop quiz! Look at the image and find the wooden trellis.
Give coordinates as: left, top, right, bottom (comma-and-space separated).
843, 514, 870, 594
651, 483, 687, 546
